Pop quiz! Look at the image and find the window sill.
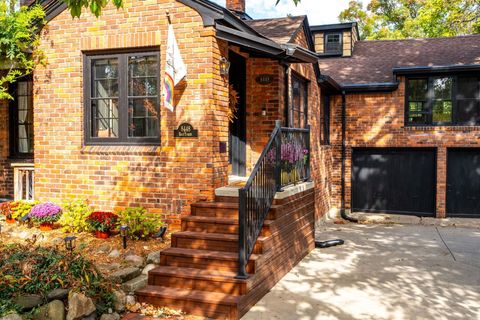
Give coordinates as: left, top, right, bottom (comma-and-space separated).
81, 145, 162, 156
403, 125, 480, 131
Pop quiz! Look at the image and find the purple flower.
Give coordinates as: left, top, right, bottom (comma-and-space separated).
29, 202, 62, 223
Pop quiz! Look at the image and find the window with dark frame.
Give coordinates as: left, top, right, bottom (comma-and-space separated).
84, 50, 160, 145
290, 75, 308, 128
324, 32, 342, 54
10, 78, 34, 157
322, 95, 330, 145
406, 75, 480, 126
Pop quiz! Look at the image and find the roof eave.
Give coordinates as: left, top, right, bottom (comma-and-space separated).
393, 64, 480, 75
341, 82, 399, 93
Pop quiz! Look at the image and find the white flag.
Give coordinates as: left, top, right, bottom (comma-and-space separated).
164, 24, 187, 111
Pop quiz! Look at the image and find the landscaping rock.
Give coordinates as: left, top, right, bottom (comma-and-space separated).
112, 290, 126, 312
124, 254, 144, 267
14, 294, 43, 310
99, 313, 120, 320
81, 313, 96, 320
67, 292, 96, 320
146, 251, 160, 264
97, 244, 112, 253
109, 267, 141, 283
97, 263, 120, 271
108, 249, 120, 258
52, 237, 64, 246
142, 264, 156, 275
48, 288, 70, 301
34, 300, 65, 320
122, 275, 148, 293
125, 295, 136, 305
0, 313, 23, 320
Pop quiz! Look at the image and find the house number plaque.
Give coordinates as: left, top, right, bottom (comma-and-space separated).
174, 123, 198, 138
256, 74, 274, 85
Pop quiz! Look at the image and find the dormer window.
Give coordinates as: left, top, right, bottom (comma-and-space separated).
325, 33, 342, 54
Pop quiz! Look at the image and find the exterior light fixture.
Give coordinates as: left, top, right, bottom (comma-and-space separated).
63, 236, 77, 254
120, 225, 129, 249
219, 57, 231, 76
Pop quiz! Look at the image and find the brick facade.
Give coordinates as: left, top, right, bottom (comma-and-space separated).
0, 99, 13, 198
328, 76, 480, 218
32, 0, 230, 226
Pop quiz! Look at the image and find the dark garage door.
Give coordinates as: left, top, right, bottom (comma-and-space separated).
352, 149, 436, 216
447, 149, 480, 217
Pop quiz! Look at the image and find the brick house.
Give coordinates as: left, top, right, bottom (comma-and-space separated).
1, 0, 479, 318
314, 23, 480, 219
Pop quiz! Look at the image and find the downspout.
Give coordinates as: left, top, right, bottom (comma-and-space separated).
340, 91, 358, 223
283, 63, 290, 126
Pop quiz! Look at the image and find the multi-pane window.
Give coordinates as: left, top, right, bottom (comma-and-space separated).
324, 33, 342, 54
10, 79, 34, 156
85, 50, 160, 145
290, 75, 308, 128
406, 75, 480, 126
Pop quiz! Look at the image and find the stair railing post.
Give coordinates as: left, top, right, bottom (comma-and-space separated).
237, 188, 248, 279
306, 124, 311, 182
275, 120, 282, 191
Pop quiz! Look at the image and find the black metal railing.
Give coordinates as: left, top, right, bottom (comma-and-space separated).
237, 120, 310, 279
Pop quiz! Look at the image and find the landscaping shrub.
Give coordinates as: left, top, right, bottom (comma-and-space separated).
0, 243, 114, 317
58, 199, 94, 232
117, 207, 164, 240
0, 201, 12, 218
28, 202, 62, 224
87, 211, 118, 232
10, 200, 38, 221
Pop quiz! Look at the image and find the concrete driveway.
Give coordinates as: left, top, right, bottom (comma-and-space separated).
243, 223, 480, 320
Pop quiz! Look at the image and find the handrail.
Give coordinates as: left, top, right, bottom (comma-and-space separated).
237, 120, 310, 279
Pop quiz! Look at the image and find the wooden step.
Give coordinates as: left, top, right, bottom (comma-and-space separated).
191, 202, 280, 220
160, 247, 259, 274
147, 266, 248, 296
172, 231, 266, 254
136, 286, 240, 319
181, 215, 274, 237
181, 216, 239, 234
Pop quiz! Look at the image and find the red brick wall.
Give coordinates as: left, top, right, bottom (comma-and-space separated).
329, 76, 480, 218
34, 0, 230, 226
0, 99, 13, 198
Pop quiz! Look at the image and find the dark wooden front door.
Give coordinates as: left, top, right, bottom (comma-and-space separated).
447, 149, 480, 217
352, 148, 436, 216
228, 51, 247, 177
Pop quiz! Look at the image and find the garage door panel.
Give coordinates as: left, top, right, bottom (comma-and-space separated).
447, 149, 480, 217
352, 149, 436, 216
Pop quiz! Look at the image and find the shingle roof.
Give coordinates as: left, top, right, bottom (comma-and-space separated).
319, 35, 480, 86
245, 16, 306, 44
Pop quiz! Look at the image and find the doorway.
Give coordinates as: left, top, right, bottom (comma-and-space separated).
228, 51, 247, 177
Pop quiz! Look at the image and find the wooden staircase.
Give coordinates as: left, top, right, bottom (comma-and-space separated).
136, 189, 315, 319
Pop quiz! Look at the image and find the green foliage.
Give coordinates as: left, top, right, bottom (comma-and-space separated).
58, 199, 94, 232
63, 0, 123, 18
117, 207, 164, 240
276, 0, 301, 5
339, 0, 480, 40
10, 200, 38, 220
0, 243, 114, 317
0, 0, 45, 100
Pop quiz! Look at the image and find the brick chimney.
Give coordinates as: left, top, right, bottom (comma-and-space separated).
226, 0, 245, 13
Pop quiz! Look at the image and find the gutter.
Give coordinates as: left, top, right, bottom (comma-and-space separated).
340, 92, 358, 223
393, 64, 480, 75
341, 82, 399, 93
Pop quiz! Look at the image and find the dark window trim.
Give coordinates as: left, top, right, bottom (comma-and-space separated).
405, 73, 480, 127
9, 76, 34, 159
324, 32, 343, 55
83, 47, 161, 146
322, 95, 330, 145
289, 72, 309, 128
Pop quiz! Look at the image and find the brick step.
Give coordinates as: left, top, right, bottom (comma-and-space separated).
172, 231, 266, 254
136, 285, 240, 319
147, 266, 248, 296
191, 202, 281, 220
159, 247, 260, 274
181, 215, 274, 236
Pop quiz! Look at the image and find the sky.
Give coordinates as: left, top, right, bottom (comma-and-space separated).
210, 0, 356, 25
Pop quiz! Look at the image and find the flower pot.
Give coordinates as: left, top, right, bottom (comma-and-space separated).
95, 231, 110, 239
39, 222, 54, 231
6, 218, 15, 224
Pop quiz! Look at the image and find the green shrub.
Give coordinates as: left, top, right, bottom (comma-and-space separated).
0, 243, 114, 317
58, 200, 94, 232
11, 200, 38, 220
117, 207, 164, 240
